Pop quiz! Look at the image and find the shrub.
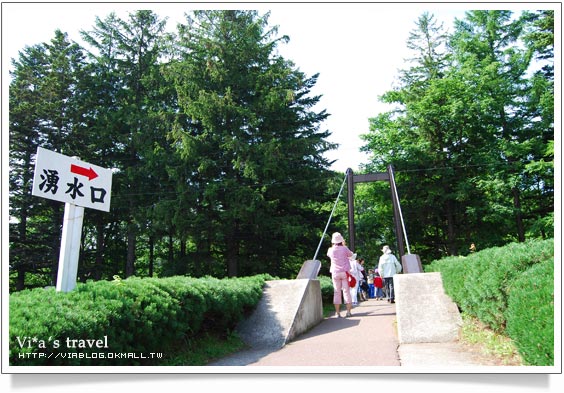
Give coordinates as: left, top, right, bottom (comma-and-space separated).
10, 274, 271, 366
505, 260, 554, 365
425, 238, 554, 365
318, 275, 334, 304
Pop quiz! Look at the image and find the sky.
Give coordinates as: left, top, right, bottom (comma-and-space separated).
2, 1, 553, 174
0, 1, 454, 173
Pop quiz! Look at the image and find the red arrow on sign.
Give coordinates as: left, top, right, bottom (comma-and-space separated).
71, 164, 98, 181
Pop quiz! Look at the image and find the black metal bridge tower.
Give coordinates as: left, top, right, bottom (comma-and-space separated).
346, 165, 423, 273
346, 165, 405, 257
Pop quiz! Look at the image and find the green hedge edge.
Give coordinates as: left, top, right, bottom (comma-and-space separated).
425, 238, 554, 366
10, 274, 273, 366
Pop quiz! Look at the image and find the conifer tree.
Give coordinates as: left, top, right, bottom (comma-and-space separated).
81, 11, 173, 277
9, 31, 90, 288
165, 10, 333, 276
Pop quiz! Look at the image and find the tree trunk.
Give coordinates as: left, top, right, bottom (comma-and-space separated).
16, 203, 28, 290
168, 231, 174, 267
512, 187, 526, 242
445, 199, 458, 255
16, 267, 26, 291
94, 220, 104, 280
125, 221, 136, 277
178, 238, 187, 275
148, 235, 154, 277
194, 240, 202, 277
226, 222, 239, 277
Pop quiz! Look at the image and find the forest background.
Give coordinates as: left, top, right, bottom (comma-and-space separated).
7, 8, 555, 291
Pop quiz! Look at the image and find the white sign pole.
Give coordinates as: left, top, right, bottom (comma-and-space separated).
56, 202, 85, 292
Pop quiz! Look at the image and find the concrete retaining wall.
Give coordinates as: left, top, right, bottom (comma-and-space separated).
236, 279, 323, 349
394, 272, 463, 344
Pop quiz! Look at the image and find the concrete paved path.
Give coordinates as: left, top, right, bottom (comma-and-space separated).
208, 296, 501, 369
208, 298, 400, 367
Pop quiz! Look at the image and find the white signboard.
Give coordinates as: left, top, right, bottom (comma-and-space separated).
32, 147, 112, 212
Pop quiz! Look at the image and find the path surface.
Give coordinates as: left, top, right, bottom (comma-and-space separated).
208, 297, 501, 368
209, 299, 400, 366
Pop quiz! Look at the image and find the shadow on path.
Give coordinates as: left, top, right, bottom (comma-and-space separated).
207, 299, 400, 367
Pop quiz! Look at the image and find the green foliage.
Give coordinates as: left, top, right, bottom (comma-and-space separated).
9, 9, 553, 298
505, 259, 554, 366
163, 10, 334, 277
9, 9, 335, 289
425, 238, 554, 365
360, 10, 553, 262
318, 275, 335, 304
9, 274, 271, 366
9, 30, 89, 290
343, 181, 391, 264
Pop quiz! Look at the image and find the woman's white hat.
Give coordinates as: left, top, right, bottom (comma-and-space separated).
349, 253, 357, 261
382, 245, 392, 254
331, 232, 345, 244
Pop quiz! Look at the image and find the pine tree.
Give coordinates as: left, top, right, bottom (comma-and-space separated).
362, 10, 553, 261
165, 10, 333, 276
81, 11, 173, 277
9, 30, 90, 288
451, 10, 541, 242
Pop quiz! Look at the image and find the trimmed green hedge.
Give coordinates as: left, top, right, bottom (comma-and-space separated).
10, 274, 271, 366
319, 275, 334, 304
505, 260, 554, 366
425, 238, 554, 366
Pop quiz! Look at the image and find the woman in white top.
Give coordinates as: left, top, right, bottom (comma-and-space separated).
349, 254, 363, 306
377, 245, 402, 303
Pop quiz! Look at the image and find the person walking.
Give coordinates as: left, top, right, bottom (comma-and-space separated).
377, 245, 402, 303
349, 253, 362, 306
358, 258, 369, 301
327, 232, 354, 318
367, 269, 375, 299
373, 271, 384, 300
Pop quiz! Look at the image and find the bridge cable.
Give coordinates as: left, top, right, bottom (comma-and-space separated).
389, 167, 411, 254
312, 171, 348, 262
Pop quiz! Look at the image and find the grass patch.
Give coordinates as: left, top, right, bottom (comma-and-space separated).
156, 331, 247, 366
460, 313, 523, 366
323, 303, 335, 318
